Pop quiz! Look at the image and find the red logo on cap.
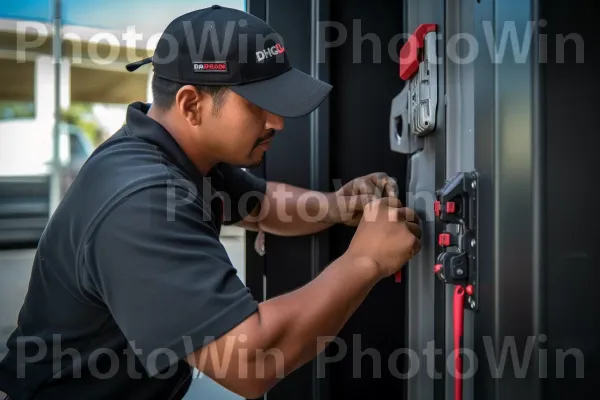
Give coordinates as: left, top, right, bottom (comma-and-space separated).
193, 61, 228, 73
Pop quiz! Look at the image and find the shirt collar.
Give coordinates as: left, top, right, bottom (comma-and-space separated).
124, 101, 224, 185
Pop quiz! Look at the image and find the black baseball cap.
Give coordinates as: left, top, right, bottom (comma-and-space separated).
126, 5, 332, 118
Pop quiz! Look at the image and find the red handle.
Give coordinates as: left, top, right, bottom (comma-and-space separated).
453, 286, 465, 400
395, 271, 402, 282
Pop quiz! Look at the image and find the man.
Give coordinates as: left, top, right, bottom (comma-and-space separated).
0, 6, 421, 399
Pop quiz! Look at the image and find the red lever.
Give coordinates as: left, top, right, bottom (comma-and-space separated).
399, 23, 437, 80
453, 286, 465, 400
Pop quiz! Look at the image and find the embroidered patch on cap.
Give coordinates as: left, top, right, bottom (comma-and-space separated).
193, 61, 229, 73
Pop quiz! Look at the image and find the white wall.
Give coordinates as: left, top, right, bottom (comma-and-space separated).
34, 55, 70, 125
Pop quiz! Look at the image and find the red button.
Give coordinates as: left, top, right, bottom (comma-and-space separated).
439, 233, 451, 246
434, 264, 442, 274
446, 202, 456, 213
434, 201, 441, 217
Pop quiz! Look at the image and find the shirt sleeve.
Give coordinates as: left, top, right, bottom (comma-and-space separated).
218, 164, 267, 225
85, 182, 259, 377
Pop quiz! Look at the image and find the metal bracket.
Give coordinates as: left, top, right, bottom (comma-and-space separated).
401, 23, 439, 136
389, 24, 438, 154
434, 171, 479, 311
389, 85, 423, 154
407, 30, 438, 136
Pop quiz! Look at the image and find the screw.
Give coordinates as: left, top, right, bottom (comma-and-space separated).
471, 181, 477, 189
471, 239, 476, 247
456, 268, 464, 276
468, 297, 475, 308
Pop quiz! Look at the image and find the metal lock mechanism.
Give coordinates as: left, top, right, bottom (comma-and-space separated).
389, 23, 439, 155
434, 171, 480, 311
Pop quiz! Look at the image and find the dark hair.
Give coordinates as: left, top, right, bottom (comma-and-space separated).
151, 74, 229, 113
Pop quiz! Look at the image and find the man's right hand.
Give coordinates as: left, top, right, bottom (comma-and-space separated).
187, 197, 422, 399
346, 197, 422, 278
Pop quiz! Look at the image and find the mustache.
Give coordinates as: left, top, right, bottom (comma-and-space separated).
255, 130, 275, 145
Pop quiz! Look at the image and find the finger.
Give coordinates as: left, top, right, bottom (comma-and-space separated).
363, 173, 388, 198
355, 194, 377, 208
362, 197, 400, 223
383, 176, 399, 198
398, 207, 420, 223
344, 214, 362, 227
367, 172, 400, 199
406, 222, 422, 239
379, 196, 404, 209
351, 179, 374, 197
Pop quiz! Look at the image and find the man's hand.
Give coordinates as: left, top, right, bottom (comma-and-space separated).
244, 173, 399, 239
189, 199, 419, 399
326, 172, 399, 226
346, 196, 421, 278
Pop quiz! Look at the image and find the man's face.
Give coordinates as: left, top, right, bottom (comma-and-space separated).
197, 90, 284, 168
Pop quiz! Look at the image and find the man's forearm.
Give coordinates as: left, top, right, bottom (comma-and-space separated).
248, 253, 380, 389
193, 253, 381, 397
256, 182, 335, 236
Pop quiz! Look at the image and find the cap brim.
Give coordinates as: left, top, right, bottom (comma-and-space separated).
229, 68, 332, 118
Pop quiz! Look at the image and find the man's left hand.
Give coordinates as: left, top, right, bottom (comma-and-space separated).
325, 172, 400, 227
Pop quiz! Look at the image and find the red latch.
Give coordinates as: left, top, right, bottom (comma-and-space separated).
434, 264, 442, 274
399, 23, 437, 80
434, 200, 456, 217
446, 201, 456, 213
438, 233, 451, 247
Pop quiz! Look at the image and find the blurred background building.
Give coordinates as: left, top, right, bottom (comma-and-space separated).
0, 1, 248, 398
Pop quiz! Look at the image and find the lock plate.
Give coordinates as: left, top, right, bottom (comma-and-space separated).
434, 171, 479, 311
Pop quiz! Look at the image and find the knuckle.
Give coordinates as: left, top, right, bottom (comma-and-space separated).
404, 208, 417, 222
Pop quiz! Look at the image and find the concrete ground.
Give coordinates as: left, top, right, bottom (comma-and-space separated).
0, 234, 246, 399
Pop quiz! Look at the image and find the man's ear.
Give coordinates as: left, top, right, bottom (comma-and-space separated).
175, 85, 211, 126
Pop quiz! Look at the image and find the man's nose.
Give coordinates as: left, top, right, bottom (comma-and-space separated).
265, 112, 284, 131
